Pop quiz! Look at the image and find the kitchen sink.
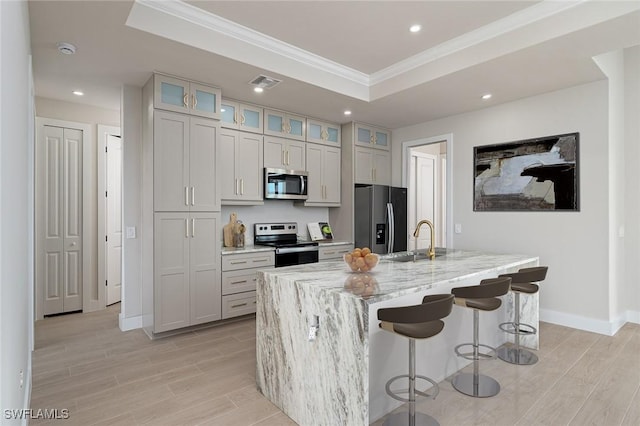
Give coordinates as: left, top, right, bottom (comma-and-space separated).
386, 248, 447, 262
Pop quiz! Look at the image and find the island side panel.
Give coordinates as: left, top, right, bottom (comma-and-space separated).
256, 272, 369, 426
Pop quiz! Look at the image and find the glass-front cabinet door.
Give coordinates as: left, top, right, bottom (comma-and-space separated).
374, 130, 389, 149
306, 119, 341, 146
264, 109, 305, 141
354, 123, 390, 151
238, 104, 263, 133
221, 101, 238, 128
356, 124, 373, 146
154, 74, 220, 119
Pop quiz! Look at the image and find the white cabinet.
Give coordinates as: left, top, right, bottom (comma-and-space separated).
318, 243, 354, 261
305, 144, 341, 206
221, 251, 275, 319
264, 109, 306, 141
306, 119, 341, 146
154, 212, 220, 332
355, 147, 391, 185
153, 110, 220, 212
221, 99, 263, 133
355, 123, 390, 151
154, 74, 221, 120
264, 136, 306, 170
220, 129, 264, 205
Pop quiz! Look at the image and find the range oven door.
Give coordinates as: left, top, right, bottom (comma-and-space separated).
274, 246, 319, 267
264, 168, 308, 200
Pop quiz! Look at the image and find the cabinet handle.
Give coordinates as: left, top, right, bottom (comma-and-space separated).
321, 129, 328, 140
234, 112, 238, 124
230, 260, 248, 265
373, 169, 377, 181
286, 150, 290, 165
370, 135, 374, 144
252, 259, 269, 263
191, 218, 195, 237
240, 114, 246, 125
185, 186, 189, 206
183, 94, 189, 108
192, 94, 197, 109
231, 302, 248, 308
240, 178, 244, 195
191, 187, 195, 206
184, 219, 189, 238
230, 280, 249, 285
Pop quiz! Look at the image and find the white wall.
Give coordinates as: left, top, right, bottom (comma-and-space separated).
34, 97, 120, 315
624, 46, 640, 320
393, 81, 613, 332
1, 0, 32, 421
120, 85, 143, 330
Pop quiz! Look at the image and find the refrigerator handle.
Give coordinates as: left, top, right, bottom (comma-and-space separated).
387, 203, 395, 254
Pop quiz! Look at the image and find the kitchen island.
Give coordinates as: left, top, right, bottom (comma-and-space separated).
256, 249, 538, 425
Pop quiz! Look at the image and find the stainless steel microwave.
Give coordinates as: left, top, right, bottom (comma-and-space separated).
264, 168, 308, 200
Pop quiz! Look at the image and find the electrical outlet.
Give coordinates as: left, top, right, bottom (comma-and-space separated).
126, 226, 136, 239
454, 223, 462, 234
19, 370, 24, 389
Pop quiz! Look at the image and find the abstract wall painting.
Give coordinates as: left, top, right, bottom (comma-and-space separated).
474, 133, 579, 211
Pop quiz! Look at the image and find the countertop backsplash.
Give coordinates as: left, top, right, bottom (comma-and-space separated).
222, 201, 330, 243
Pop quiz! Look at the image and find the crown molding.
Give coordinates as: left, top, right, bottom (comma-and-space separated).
135, 0, 370, 86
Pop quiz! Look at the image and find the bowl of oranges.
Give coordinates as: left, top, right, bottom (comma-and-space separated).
344, 247, 379, 273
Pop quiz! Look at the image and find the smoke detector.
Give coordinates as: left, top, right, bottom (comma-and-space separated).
57, 42, 77, 55
249, 74, 281, 90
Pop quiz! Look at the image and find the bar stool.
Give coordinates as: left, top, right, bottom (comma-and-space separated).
451, 277, 511, 398
497, 266, 548, 365
377, 294, 454, 426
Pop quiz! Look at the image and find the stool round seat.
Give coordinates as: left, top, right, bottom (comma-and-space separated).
450, 277, 511, 398
498, 266, 548, 365
377, 294, 454, 426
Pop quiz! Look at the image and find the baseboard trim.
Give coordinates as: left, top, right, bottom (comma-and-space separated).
540, 308, 640, 336
119, 314, 142, 331
21, 360, 32, 426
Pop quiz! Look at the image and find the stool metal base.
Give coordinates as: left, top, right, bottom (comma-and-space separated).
497, 346, 538, 365
383, 411, 440, 426
451, 372, 500, 398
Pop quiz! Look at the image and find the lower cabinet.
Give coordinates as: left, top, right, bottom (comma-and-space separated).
319, 243, 354, 261
221, 251, 275, 319
154, 212, 221, 333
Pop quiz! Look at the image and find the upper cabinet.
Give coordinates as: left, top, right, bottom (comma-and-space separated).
221, 99, 263, 134
264, 109, 306, 141
153, 110, 220, 212
154, 74, 222, 120
219, 129, 264, 205
306, 119, 341, 146
305, 144, 341, 207
354, 146, 391, 186
355, 123, 391, 151
264, 136, 306, 171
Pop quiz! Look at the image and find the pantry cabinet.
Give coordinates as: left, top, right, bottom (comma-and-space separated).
153, 110, 220, 212
264, 136, 306, 170
154, 212, 221, 332
220, 129, 264, 205
354, 146, 391, 185
264, 109, 306, 141
305, 144, 341, 206
221, 99, 263, 133
154, 74, 221, 120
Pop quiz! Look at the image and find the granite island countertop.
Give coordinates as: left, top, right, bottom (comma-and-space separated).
260, 248, 537, 303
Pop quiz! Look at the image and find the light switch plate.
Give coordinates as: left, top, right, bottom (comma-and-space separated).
454, 224, 462, 234
126, 226, 136, 239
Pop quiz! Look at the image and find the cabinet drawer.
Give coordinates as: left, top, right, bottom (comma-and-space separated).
222, 269, 259, 295
222, 292, 256, 319
319, 244, 354, 261
222, 251, 275, 271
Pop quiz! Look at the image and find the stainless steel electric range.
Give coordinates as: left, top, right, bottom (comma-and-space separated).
254, 222, 319, 267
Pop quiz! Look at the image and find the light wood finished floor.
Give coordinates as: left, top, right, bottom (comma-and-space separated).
31, 304, 639, 425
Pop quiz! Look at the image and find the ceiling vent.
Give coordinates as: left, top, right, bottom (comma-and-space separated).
249, 75, 282, 90
57, 42, 77, 55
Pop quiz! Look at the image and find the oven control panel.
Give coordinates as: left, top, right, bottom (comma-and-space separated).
255, 222, 297, 236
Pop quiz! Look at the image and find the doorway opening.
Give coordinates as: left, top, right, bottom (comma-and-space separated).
401, 134, 453, 252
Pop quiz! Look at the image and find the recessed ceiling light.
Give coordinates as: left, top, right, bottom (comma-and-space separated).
57, 42, 77, 55
254, 87, 264, 93
344, 110, 352, 116
72, 90, 84, 96
409, 24, 421, 33
482, 94, 492, 100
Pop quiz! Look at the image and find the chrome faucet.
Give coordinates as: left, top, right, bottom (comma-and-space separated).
413, 219, 436, 260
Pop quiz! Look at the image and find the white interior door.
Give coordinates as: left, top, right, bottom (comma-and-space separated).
39, 125, 83, 315
106, 135, 122, 305
410, 152, 436, 250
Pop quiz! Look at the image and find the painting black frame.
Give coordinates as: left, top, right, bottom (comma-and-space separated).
473, 132, 580, 211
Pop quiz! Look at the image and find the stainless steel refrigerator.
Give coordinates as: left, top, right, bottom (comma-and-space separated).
354, 184, 407, 254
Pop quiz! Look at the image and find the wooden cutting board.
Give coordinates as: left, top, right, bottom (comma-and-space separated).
223, 213, 237, 247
